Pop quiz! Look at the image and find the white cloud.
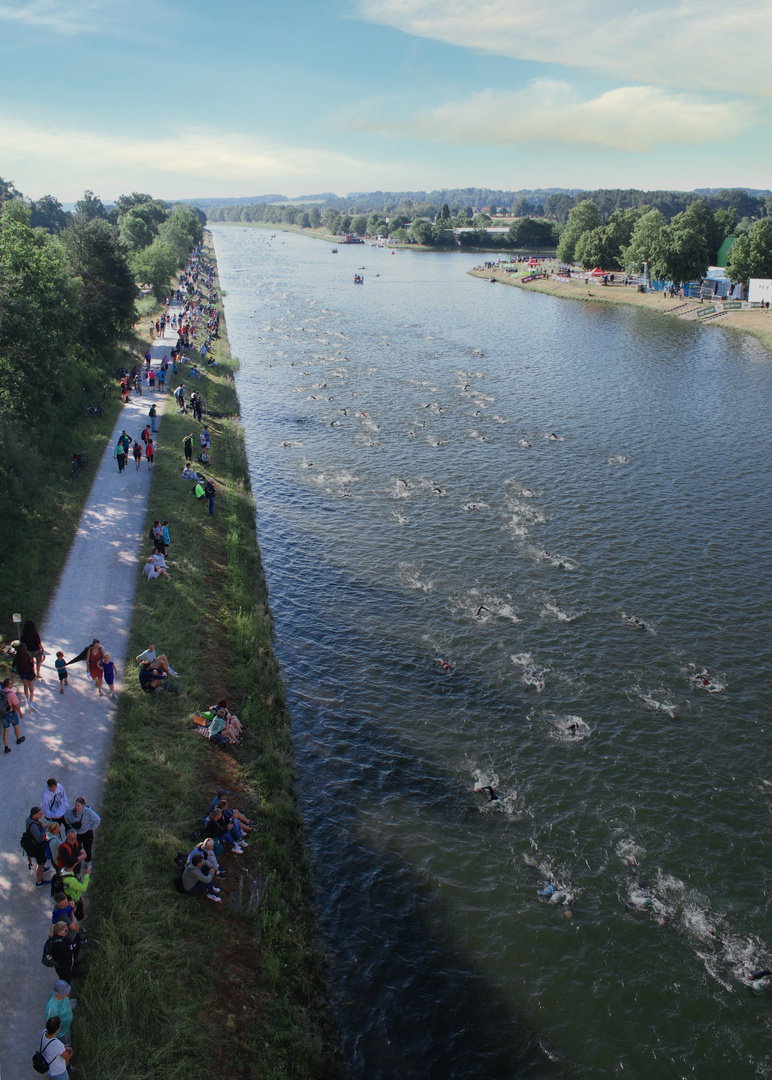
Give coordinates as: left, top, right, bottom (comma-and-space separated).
396, 82, 746, 151
0, 118, 374, 200
0, 0, 104, 34
358, 0, 772, 98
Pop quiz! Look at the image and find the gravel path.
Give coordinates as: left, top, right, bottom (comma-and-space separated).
0, 312, 179, 1077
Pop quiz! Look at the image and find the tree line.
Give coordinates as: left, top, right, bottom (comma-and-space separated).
0, 180, 203, 552
556, 197, 772, 286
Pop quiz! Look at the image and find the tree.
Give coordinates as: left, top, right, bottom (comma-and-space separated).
351, 214, 367, 236
727, 218, 772, 285
120, 210, 155, 252
544, 194, 574, 224
624, 208, 666, 275
322, 208, 342, 235
367, 211, 383, 235
63, 217, 136, 341
411, 219, 433, 245
296, 211, 310, 229
0, 209, 81, 420
308, 207, 321, 229
394, 227, 409, 244
131, 240, 178, 301
655, 210, 709, 284
340, 215, 352, 233
74, 190, 107, 221
556, 200, 601, 264
507, 218, 557, 249
29, 195, 67, 234
474, 213, 492, 228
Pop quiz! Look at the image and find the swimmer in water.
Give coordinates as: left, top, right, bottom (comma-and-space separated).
433, 487, 443, 495
567, 722, 577, 734
476, 605, 489, 617
398, 478, 408, 487
435, 658, 453, 672
548, 433, 558, 440
477, 785, 500, 802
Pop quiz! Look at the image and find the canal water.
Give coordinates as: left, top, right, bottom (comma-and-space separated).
212, 225, 772, 1080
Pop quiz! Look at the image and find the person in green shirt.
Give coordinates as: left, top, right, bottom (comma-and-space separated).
44, 981, 75, 1045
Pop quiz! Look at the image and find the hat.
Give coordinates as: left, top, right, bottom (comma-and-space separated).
53, 981, 71, 996
216, 788, 230, 797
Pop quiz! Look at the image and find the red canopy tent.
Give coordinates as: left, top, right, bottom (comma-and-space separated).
589, 267, 606, 276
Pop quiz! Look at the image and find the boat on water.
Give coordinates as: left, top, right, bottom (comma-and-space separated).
331, 247, 338, 253
354, 274, 364, 284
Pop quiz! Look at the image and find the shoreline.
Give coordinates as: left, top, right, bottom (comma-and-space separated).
73, 233, 345, 1078
469, 266, 772, 355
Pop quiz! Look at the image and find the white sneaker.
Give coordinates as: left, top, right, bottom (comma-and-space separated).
206, 893, 222, 902
237, 840, 249, 848
169, 668, 179, 678
232, 845, 244, 854
212, 886, 221, 893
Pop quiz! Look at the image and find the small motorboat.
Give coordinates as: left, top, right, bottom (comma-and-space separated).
331, 247, 338, 253
354, 274, 364, 284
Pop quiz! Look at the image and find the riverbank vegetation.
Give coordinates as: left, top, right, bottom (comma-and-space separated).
72, 232, 344, 1079
0, 182, 206, 625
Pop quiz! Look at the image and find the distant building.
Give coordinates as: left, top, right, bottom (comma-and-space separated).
748, 278, 772, 304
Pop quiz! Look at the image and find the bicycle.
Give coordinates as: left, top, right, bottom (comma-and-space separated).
85, 403, 103, 418
70, 451, 89, 483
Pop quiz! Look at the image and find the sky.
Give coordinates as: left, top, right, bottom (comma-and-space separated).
1, 0, 770, 202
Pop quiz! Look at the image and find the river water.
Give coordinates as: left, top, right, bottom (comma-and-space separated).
212, 225, 772, 1080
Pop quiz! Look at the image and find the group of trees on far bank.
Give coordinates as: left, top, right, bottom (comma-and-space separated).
556, 197, 772, 286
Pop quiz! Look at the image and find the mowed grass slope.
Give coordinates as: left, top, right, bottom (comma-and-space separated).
76, 240, 345, 1080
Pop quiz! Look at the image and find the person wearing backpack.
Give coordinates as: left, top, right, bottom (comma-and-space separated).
34, 1016, 72, 1076
0, 677, 24, 753
49, 922, 80, 983
25, 807, 50, 887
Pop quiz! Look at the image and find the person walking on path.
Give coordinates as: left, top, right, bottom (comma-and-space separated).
146, 438, 155, 470
42, 778, 70, 824
149, 404, 157, 432
44, 982, 74, 1048
12, 642, 37, 709
1, 678, 25, 752
132, 441, 142, 470
101, 653, 117, 698
114, 436, 126, 473
21, 619, 45, 678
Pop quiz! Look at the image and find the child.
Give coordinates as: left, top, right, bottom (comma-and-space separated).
132, 441, 142, 470
162, 521, 171, 555
101, 653, 117, 698
55, 651, 68, 694
146, 439, 154, 469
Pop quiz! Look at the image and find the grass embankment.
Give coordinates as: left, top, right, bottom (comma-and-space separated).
76, 234, 345, 1080
470, 265, 772, 354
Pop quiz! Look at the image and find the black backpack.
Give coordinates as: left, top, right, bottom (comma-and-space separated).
41, 938, 55, 968
20, 829, 38, 866
32, 1036, 57, 1074
0, 688, 11, 716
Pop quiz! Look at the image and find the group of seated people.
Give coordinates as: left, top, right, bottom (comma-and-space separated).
181, 788, 256, 902
135, 645, 179, 694
142, 551, 171, 580
198, 699, 243, 745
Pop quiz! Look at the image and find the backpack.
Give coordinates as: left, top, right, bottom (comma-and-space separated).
0, 687, 12, 716
49, 871, 65, 898
41, 938, 55, 968
20, 829, 38, 866
32, 1036, 56, 1074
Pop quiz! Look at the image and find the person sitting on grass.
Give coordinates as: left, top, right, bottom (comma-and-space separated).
215, 798, 253, 842
135, 645, 178, 677
203, 807, 246, 854
211, 698, 243, 736
138, 660, 178, 695
188, 836, 224, 879
182, 462, 202, 480
181, 852, 221, 902
142, 552, 171, 580
207, 707, 240, 745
